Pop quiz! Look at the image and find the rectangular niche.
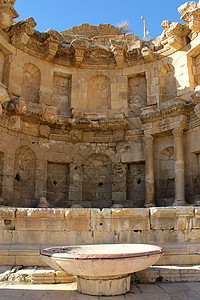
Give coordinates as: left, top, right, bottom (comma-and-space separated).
52, 72, 71, 116
195, 53, 200, 85
127, 162, 145, 207
128, 73, 147, 117
47, 162, 69, 207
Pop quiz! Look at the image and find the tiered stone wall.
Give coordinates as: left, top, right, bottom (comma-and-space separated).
0, 206, 200, 267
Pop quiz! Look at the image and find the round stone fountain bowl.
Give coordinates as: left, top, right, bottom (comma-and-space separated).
40, 243, 164, 296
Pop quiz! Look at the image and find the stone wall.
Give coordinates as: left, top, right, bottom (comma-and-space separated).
0, 207, 200, 267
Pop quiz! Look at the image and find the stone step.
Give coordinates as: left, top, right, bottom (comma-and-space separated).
133, 265, 200, 283
1, 265, 200, 284
0, 266, 76, 284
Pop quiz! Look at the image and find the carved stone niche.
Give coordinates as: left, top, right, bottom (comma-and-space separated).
191, 85, 200, 117
161, 20, 190, 50
9, 17, 37, 49
0, 0, 18, 29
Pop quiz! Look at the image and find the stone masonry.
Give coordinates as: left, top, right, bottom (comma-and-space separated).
0, 1, 200, 210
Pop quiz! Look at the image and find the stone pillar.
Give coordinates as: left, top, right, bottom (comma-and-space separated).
172, 127, 186, 206
144, 134, 155, 207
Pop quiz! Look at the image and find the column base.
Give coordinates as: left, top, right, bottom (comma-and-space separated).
144, 202, 155, 208
173, 200, 187, 206
77, 274, 131, 296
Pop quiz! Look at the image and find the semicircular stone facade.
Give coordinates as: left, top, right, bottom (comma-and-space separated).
0, 0, 200, 209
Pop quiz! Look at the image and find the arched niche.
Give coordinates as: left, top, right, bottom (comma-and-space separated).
13, 146, 36, 207
157, 147, 174, 206
21, 63, 41, 104
158, 64, 177, 103
87, 75, 111, 110
82, 153, 112, 208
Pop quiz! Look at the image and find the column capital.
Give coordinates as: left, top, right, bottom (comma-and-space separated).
144, 134, 154, 144
172, 127, 183, 138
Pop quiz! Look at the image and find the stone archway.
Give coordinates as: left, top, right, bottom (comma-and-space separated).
82, 153, 112, 208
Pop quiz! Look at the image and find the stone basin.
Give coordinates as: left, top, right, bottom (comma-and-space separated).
40, 243, 164, 296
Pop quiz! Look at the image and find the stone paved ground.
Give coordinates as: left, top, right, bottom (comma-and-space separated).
0, 282, 200, 299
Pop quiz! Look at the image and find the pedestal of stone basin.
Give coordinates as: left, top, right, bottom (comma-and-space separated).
40, 244, 164, 296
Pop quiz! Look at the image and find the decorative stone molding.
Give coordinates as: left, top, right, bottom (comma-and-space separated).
111, 40, 126, 68
141, 46, 154, 62
71, 38, 89, 67
43, 29, 64, 61
0, 0, 18, 29
161, 21, 190, 50
140, 100, 193, 123
9, 17, 37, 49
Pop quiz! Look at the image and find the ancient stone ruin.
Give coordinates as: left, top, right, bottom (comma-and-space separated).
0, 1, 199, 209
1, 1, 200, 280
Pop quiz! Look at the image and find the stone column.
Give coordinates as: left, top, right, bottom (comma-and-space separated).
172, 127, 186, 206
144, 134, 155, 207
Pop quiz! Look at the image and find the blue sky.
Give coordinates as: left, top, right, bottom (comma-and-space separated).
14, 0, 190, 39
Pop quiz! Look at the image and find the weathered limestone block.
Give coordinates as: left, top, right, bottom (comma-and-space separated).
111, 208, 150, 231
161, 21, 190, 50
91, 209, 112, 232
141, 47, 154, 62
0, 82, 9, 104
0, 1, 18, 29
39, 125, 51, 138
71, 39, 89, 67
9, 17, 37, 49
65, 208, 91, 231
191, 85, 200, 117
43, 106, 57, 123
44, 29, 64, 61
15, 208, 65, 231
175, 206, 194, 230
192, 207, 200, 228
179, 2, 200, 32
111, 40, 125, 68
150, 207, 177, 230
0, 207, 15, 230
150, 207, 194, 230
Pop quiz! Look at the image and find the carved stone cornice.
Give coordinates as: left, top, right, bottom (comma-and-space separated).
141, 46, 154, 62
179, 2, 200, 30
161, 21, 190, 50
111, 40, 126, 68
0, 2, 18, 29
140, 100, 194, 124
8, 17, 37, 49
71, 38, 89, 67
69, 111, 126, 130
43, 29, 64, 61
